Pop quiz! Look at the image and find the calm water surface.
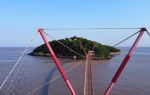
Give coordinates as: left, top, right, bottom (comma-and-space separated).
0, 47, 150, 95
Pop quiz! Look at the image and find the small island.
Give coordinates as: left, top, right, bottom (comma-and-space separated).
29, 36, 121, 59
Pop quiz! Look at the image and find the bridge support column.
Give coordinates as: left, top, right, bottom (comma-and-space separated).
38, 28, 76, 95
105, 28, 146, 95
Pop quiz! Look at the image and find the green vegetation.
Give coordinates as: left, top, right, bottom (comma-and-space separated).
29, 36, 121, 59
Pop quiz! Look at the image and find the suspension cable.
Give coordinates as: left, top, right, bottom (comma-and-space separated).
25, 59, 85, 95
113, 30, 141, 47
146, 30, 150, 38
44, 32, 85, 58
5, 46, 34, 94
0, 33, 37, 91
43, 27, 141, 30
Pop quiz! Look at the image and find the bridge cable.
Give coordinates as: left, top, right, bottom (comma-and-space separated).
43, 27, 141, 30
146, 30, 150, 38
113, 30, 141, 47
25, 59, 85, 95
44, 31, 85, 58
0, 33, 37, 91
25, 31, 85, 95
5, 47, 34, 94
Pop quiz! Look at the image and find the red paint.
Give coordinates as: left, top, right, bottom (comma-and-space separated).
105, 29, 145, 95
105, 83, 115, 95
112, 55, 131, 83
38, 28, 76, 95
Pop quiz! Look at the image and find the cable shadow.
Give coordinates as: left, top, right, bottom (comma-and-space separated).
40, 59, 74, 95
40, 66, 57, 95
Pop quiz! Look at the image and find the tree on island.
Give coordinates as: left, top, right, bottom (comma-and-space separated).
29, 36, 121, 59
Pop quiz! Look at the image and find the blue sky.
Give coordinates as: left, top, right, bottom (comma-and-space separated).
0, 0, 150, 47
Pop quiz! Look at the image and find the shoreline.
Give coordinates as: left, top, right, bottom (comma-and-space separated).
110, 52, 121, 56
28, 52, 121, 61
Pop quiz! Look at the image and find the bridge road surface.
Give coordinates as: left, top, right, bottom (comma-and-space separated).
84, 54, 93, 95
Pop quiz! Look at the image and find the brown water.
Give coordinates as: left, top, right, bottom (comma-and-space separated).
0, 47, 150, 95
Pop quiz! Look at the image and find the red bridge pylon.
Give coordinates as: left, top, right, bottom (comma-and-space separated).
38, 28, 76, 95
105, 28, 147, 95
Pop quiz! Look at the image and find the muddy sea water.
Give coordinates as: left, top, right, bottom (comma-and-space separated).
0, 47, 150, 95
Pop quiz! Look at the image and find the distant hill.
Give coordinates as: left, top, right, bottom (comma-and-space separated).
29, 36, 121, 59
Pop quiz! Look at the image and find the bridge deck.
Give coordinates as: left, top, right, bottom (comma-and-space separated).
84, 54, 93, 95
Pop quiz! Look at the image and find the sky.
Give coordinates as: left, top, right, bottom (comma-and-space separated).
0, 0, 150, 47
